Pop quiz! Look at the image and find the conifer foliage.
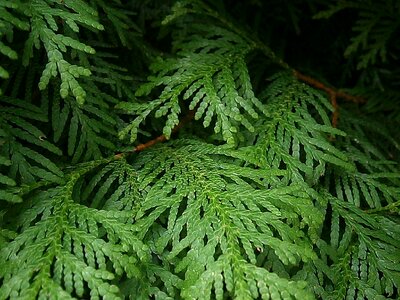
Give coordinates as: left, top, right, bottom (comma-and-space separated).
0, 0, 399, 299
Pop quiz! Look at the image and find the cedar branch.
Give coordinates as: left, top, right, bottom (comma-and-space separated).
293, 70, 366, 127
116, 70, 367, 158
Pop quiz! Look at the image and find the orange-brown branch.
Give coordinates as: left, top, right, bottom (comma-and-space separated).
293, 70, 366, 127
114, 110, 195, 159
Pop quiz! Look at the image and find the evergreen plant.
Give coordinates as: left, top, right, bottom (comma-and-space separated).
0, 1, 399, 299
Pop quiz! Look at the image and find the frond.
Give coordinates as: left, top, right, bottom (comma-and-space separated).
80, 158, 142, 210
0, 154, 21, 203
117, 23, 265, 145
79, 158, 184, 298
0, 1, 29, 91
315, 0, 400, 69
322, 196, 400, 299
323, 108, 400, 209
50, 82, 117, 163
129, 139, 320, 299
23, 0, 103, 104
0, 162, 150, 299
233, 72, 354, 185
91, 0, 141, 48
0, 95, 63, 185
50, 46, 136, 163
85, 48, 136, 100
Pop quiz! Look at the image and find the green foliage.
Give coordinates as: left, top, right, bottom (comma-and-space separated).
0, 161, 150, 299
315, 0, 400, 70
0, 95, 63, 187
118, 23, 265, 145
23, 0, 103, 104
242, 72, 354, 181
0, 1, 29, 88
314, 196, 400, 299
132, 140, 318, 299
0, 0, 399, 299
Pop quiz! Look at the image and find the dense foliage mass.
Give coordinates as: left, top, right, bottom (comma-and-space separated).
0, 0, 399, 299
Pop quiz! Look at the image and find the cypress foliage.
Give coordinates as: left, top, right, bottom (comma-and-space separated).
0, 1, 399, 299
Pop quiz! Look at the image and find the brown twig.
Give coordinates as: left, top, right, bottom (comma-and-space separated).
293, 70, 366, 127
114, 110, 195, 159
